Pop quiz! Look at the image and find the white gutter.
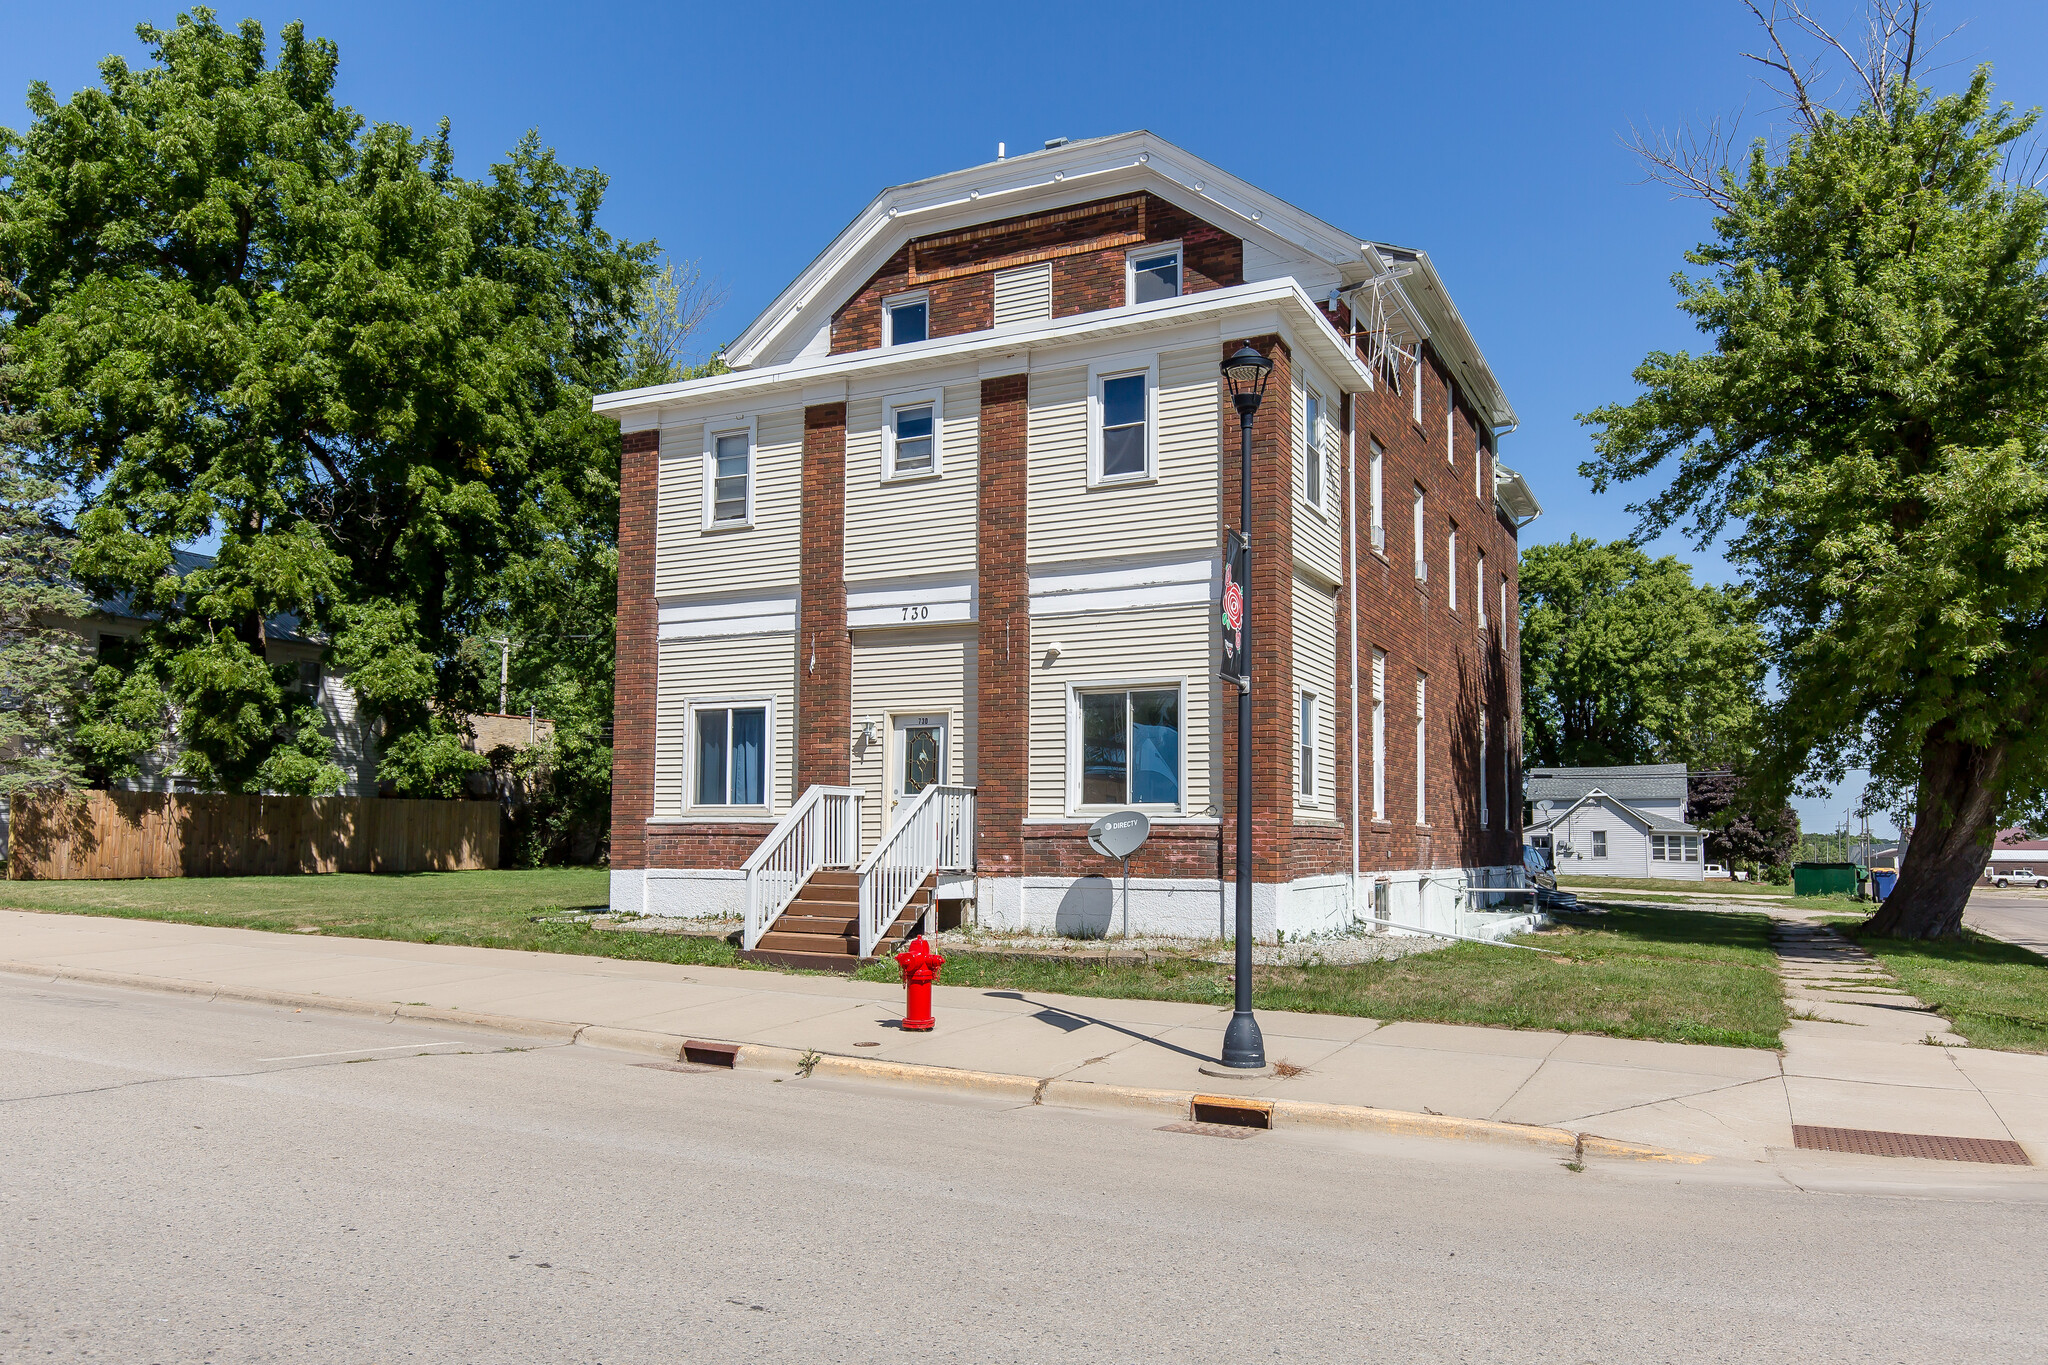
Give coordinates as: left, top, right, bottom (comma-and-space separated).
594, 278, 1377, 420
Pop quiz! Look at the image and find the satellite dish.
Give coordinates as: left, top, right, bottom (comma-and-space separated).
1088, 811, 1151, 859
1536, 800, 1554, 813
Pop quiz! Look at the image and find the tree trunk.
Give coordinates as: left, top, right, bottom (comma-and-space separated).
1866, 736, 2007, 939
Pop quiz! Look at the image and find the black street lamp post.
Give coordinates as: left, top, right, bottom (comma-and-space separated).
1219, 344, 1272, 1070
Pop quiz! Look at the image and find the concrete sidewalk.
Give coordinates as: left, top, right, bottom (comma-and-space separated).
4, 908, 2045, 1173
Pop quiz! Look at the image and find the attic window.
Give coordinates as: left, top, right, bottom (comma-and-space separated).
1127, 245, 1181, 305
884, 292, 928, 346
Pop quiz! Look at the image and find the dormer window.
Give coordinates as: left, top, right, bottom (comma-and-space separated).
884, 292, 928, 346
1127, 245, 1181, 305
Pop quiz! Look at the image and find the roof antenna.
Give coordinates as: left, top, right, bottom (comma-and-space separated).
997, 141, 1005, 160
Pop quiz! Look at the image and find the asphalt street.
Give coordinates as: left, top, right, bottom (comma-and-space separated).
4, 974, 2045, 1364
1966, 886, 2048, 958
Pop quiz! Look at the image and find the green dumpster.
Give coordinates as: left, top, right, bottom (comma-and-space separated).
1792, 862, 1858, 897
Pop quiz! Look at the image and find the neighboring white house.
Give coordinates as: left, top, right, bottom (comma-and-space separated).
1522, 763, 1704, 881
51, 549, 381, 796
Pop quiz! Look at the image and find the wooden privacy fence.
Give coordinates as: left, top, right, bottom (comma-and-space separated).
7, 791, 500, 880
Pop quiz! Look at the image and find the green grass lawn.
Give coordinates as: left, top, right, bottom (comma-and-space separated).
1, 872, 1787, 1047
0, 868, 747, 971
862, 902, 1788, 1048
1831, 920, 2048, 1054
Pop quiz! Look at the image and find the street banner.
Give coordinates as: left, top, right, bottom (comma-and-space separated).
1221, 529, 1248, 686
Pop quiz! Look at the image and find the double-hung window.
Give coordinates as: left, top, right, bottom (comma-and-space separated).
1369, 439, 1385, 552
1447, 523, 1459, 611
706, 427, 752, 528
1477, 550, 1487, 629
883, 292, 928, 346
1411, 352, 1424, 424
1127, 244, 1181, 304
1304, 389, 1326, 511
1412, 487, 1426, 581
1479, 711, 1490, 828
1591, 830, 1608, 859
884, 392, 942, 479
1446, 393, 1457, 464
1299, 691, 1319, 802
1655, 833, 1700, 863
1076, 686, 1182, 810
1092, 363, 1154, 483
1414, 673, 1428, 824
692, 703, 769, 809
1371, 649, 1386, 820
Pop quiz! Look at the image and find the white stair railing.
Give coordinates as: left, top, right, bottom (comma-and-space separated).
740, 786, 863, 951
858, 784, 975, 959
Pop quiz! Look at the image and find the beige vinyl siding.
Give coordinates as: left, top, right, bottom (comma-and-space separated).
654, 632, 796, 818
844, 383, 979, 583
1292, 368, 1342, 585
654, 408, 802, 599
993, 263, 1053, 327
1026, 347, 1219, 564
849, 627, 977, 853
1028, 602, 1215, 818
1291, 573, 1339, 822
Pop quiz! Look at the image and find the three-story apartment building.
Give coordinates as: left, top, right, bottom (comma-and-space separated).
599, 132, 1540, 954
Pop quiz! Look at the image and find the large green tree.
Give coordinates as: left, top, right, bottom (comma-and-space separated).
1582, 4, 2048, 937
0, 291, 91, 795
1520, 535, 1768, 770
0, 10, 648, 798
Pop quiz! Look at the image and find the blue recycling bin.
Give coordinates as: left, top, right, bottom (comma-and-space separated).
1871, 869, 1897, 900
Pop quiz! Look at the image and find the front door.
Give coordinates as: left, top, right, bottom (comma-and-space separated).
889, 714, 947, 825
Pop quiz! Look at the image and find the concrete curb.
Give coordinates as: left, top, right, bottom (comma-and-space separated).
3, 960, 1709, 1165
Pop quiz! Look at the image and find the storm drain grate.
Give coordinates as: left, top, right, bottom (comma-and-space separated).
1793, 1125, 2031, 1166
1158, 1122, 1258, 1140
1190, 1095, 1273, 1130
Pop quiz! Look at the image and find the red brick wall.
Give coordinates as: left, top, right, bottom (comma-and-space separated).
832, 192, 1242, 355
1215, 334, 1297, 888
610, 428, 660, 872
1349, 344, 1524, 874
645, 824, 767, 871
1024, 824, 1222, 878
798, 403, 851, 788
975, 374, 1030, 879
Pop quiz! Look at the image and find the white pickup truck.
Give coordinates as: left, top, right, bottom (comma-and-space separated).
1990, 868, 2045, 889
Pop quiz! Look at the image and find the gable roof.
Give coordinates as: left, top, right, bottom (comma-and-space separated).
1526, 764, 1688, 806
713, 130, 1516, 430
1529, 789, 1696, 835
91, 548, 320, 646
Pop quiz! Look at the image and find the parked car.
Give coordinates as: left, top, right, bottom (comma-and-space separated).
1703, 862, 1729, 879
1990, 868, 2045, 889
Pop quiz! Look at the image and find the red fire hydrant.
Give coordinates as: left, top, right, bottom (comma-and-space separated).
895, 936, 945, 1032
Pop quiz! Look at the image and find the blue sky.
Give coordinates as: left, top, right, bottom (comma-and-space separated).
7, 0, 2046, 836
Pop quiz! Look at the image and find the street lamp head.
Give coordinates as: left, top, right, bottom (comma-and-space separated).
1221, 345, 1273, 416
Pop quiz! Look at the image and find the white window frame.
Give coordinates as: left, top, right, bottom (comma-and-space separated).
701, 417, 757, 531
1298, 689, 1319, 804
1446, 391, 1457, 465
1369, 439, 1385, 554
1447, 523, 1459, 611
1500, 573, 1510, 648
882, 289, 931, 347
1592, 829, 1608, 859
1124, 241, 1183, 306
1370, 649, 1386, 821
1303, 386, 1328, 515
1065, 677, 1189, 816
1412, 486, 1426, 582
1476, 549, 1487, 629
1685, 834, 1701, 863
1087, 354, 1159, 487
1411, 351, 1425, 425
1479, 710, 1490, 829
683, 695, 776, 815
1414, 672, 1428, 825
881, 388, 945, 482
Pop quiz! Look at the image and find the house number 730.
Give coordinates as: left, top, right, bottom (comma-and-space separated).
899, 605, 931, 621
